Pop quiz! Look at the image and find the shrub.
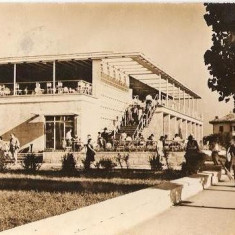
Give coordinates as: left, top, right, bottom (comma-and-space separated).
181, 152, 207, 175
148, 154, 162, 171
99, 158, 117, 171
0, 151, 8, 172
22, 153, 42, 172
61, 153, 77, 174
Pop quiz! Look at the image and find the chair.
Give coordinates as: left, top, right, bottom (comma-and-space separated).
57, 81, 63, 93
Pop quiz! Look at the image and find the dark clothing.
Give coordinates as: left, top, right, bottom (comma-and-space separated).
226, 144, 235, 172
86, 143, 95, 162
101, 132, 109, 143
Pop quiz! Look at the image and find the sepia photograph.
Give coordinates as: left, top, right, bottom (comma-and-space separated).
0, 2, 235, 235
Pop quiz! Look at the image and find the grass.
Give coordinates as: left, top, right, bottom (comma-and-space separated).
0, 169, 183, 231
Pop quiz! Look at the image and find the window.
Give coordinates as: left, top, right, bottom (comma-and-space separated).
219, 126, 224, 133
45, 115, 75, 150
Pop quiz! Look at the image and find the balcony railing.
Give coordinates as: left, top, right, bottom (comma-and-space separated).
0, 80, 93, 97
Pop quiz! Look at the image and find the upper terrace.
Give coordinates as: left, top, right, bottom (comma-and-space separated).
0, 51, 202, 120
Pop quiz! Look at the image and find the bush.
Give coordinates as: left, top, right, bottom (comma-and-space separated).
61, 153, 77, 174
99, 158, 117, 171
0, 151, 8, 172
22, 153, 42, 172
181, 152, 206, 175
149, 154, 163, 171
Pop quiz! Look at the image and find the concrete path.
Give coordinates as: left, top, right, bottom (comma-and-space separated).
126, 177, 235, 235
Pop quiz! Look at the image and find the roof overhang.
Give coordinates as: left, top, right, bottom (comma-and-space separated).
0, 51, 201, 99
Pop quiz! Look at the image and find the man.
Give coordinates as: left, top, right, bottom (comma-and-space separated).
9, 133, 20, 164
101, 127, 109, 149
65, 129, 73, 147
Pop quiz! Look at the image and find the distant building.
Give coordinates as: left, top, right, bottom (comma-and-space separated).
209, 112, 235, 136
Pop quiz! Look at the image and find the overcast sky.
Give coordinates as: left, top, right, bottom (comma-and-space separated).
0, 3, 232, 135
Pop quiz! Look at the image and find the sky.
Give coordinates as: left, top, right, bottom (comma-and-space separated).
0, 3, 232, 135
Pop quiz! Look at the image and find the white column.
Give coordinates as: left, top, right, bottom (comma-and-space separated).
168, 114, 171, 139
159, 75, 162, 104
178, 87, 181, 112
53, 61, 56, 94
166, 78, 169, 107
13, 64, 16, 95
185, 120, 188, 139
183, 91, 186, 114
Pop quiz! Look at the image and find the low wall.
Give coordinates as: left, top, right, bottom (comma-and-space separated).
43, 151, 186, 169
1, 171, 218, 235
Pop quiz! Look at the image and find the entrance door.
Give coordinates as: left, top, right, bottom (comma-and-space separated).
45, 115, 75, 150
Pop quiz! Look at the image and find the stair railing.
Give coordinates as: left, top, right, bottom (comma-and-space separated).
132, 94, 159, 140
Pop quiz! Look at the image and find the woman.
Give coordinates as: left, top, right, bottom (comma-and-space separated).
85, 138, 96, 170
226, 137, 235, 174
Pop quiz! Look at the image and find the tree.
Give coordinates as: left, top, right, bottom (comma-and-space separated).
204, 4, 235, 112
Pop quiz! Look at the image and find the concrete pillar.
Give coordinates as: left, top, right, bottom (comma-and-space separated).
92, 59, 102, 97
159, 75, 162, 104
183, 91, 186, 114
166, 78, 169, 107
13, 63, 16, 95
178, 87, 180, 112
53, 61, 56, 94
185, 120, 188, 139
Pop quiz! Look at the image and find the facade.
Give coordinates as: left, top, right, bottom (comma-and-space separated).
209, 113, 235, 136
0, 52, 203, 152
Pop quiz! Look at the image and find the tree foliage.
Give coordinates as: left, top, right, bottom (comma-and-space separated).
204, 4, 235, 111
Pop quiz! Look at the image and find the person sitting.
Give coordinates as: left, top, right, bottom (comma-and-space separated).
147, 134, 154, 146
185, 135, 199, 161
97, 132, 104, 149
73, 135, 83, 152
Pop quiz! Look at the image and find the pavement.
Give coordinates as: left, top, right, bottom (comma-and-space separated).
126, 176, 235, 235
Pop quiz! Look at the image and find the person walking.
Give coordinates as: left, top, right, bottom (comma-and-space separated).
9, 133, 20, 164
226, 136, 235, 175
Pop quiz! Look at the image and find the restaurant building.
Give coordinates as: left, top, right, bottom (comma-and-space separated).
0, 52, 203, 152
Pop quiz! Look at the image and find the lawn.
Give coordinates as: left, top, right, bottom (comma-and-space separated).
0, 169, 182, 232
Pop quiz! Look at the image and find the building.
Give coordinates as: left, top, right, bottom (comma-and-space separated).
0, 51, 203, 153
209, 112, 235, 136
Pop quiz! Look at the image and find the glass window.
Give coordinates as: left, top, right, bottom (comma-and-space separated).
45, 115, 74, 150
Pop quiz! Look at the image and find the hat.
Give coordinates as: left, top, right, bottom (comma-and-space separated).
104, 127, 107, 130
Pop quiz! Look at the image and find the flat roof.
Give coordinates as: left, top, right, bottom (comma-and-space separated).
0, 51, 201, 99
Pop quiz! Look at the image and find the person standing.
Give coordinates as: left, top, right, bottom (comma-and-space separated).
210, 138, 220, 165
85, 138, 96, 170
65, 129, 73, 147
9, 133, 20, 164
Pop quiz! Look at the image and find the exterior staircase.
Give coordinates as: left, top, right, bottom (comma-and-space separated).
114, 94, 159, 141
115, 124, 138, 140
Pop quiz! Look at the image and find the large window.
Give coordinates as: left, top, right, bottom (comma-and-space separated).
45, 115, 74, 150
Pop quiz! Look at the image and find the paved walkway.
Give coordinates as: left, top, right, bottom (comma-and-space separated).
126, 177, 235, 235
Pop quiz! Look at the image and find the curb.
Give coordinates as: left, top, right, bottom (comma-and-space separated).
1, 170, 221, 235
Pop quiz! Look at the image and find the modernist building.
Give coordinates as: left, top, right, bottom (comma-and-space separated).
209, 112, 235, 136
0, 52, 203, 152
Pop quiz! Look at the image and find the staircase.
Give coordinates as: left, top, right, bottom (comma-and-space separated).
114, 94, 159, 141
115, 124, 138, 140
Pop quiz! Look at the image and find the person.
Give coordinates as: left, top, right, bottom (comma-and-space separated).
73, 135, 82, 152
225, 137, 235, 174
0, 136, 4, 150
185, 135, 199, 162
85, 138, 96, 170
132, 105, 139, 125
147, 134, 154, 146
158, 136, 166, 167
101, 127, 109, 150
210, 138, 220, 165
9, 133, 20, 164
65, 129, 73, 147
97, 132, 104, 149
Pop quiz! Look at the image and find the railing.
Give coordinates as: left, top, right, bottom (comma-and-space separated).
0, 80, 93, 97
132, 94, 159, 140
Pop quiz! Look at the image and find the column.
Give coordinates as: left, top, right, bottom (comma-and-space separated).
178, 87, 181, 112
166, 78, 169, 107
185, 120, 188, 139
159, 75, 162, 104
53, 61, 56, 94
168, 114, 171, 139
183, 91, 186, 114
92, 59, 102, 97
13, 63, 16, 95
